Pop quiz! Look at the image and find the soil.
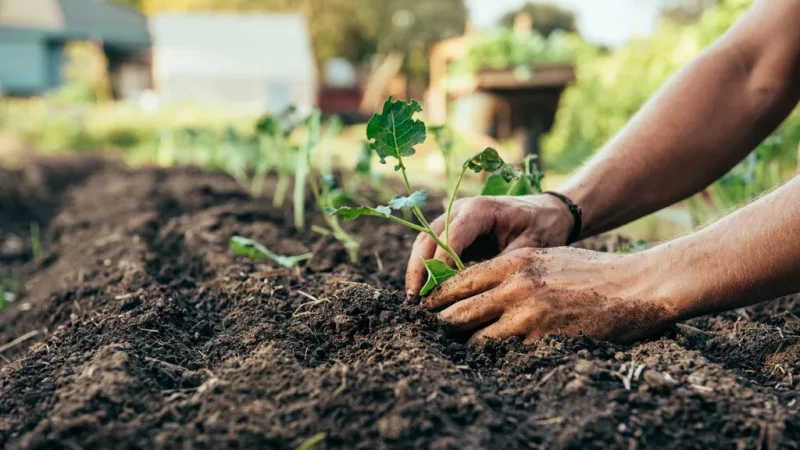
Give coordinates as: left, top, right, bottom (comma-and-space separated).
0, 158, 797, 450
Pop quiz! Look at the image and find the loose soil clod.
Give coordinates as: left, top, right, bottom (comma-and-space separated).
0, 160, 798, 449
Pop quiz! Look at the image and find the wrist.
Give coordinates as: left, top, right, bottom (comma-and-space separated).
616, 250, 685, 324
529, 194, 575, 247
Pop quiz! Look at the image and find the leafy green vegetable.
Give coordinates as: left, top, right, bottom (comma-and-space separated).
366, 96, 426, 165
230, 236, 312, 268
420, 259, 458, 297
388, 190, 427, 210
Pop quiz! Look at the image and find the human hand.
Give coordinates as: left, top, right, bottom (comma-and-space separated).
405, 195, 575, 298
423, 247, 677, 345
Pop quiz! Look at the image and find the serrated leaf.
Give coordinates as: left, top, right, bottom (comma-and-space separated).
325, 206, 392, 221
230, 236, 312, 268
419, 259, 458, 297
366, 96, 427, 166
465, 147, 504, 173
388, 190, 427, 210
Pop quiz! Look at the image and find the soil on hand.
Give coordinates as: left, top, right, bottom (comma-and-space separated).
0, 159, 797, 450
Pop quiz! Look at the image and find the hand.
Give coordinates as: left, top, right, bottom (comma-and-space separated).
405, 195, 575, 298
424, 247, 678, 345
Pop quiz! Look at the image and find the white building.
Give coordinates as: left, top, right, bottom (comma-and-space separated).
149, 12, 318, 114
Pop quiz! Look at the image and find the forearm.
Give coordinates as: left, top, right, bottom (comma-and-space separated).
560, 1, 800, 238
650, 175, 800, 320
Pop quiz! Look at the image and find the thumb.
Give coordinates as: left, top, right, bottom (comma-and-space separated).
432, 209, 493, 266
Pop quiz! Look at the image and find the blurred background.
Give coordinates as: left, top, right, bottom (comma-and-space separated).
0, 0, 797, 241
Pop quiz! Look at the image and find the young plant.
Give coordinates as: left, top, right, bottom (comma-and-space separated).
481, 154, 544, 196
252, 106, 299, 204
0, 271, 18, 310
296, 110, 359, 261
326, 97, 514, 295
230, 236, 312, 268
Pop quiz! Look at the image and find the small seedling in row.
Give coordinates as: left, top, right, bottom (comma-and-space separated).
252, 106, 299, 204
294, 110, 359, 261
481, 154, 544, 196
0, 271, 18, 311
30, 222, 42, 262
230, 236, 312, 268
326, 97, 525, 295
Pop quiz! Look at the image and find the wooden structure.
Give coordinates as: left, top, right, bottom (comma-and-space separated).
428, 16, 575, 167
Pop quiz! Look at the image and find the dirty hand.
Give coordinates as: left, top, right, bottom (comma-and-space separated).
405, 195, 575, 298
424, 247, 677, 345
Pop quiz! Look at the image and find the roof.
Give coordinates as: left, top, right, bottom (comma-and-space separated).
0, 0, 149, 48
150, 13, 316, 81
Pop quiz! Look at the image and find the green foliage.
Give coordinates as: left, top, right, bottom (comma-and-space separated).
419, 259, 457, 297
481, 155, 545, 196
499, 2, 578, 37
327, 97, 524, 294
366, 97, 427, 165
229, 236, 312, 267
445, 28, 579, 91
388, 190, 428, 210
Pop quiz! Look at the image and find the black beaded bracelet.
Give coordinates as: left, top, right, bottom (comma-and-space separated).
542, 191, 583, 245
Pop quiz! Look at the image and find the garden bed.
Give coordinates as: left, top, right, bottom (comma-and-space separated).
0, 158, 798, 449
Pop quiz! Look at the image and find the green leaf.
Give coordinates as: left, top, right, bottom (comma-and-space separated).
325, 206, 392, 221
230, 236, 312, 268
420, 259, 458, 297
465, 147, 504, 173
481, 173, 536, 196
388, 190, 427, 210
296, 433, 326, 450
366, 96, 427, 166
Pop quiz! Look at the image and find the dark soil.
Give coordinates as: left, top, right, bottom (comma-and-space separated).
0, 159, 797, 450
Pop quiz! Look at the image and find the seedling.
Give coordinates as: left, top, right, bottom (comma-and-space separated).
0, 271, 18, 310
326, 97, 521, 295
295, 110, 359, 261
230, 236, 312, 268
30, 222, 42, 261
252, 106, 299, 204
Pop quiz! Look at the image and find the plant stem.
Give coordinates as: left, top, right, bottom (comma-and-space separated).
396, 155, 465, 270
273, 172, 289, 208
444, 166, 467, 247
309, 173, 360, 263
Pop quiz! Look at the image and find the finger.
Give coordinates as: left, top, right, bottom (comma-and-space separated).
405, 212, 452, 298
432, 210, 491, 266
424, 255, 515, 310
438, 288, 506, 332
498, 233, 542, 257
467, 315, 524, 345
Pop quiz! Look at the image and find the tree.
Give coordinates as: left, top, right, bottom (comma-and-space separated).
499, 2, 577, 37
